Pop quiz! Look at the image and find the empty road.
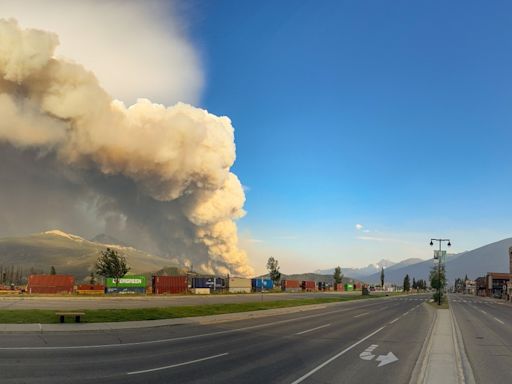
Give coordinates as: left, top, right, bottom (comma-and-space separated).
0, 294, 432, 383
449, 293, 512, 383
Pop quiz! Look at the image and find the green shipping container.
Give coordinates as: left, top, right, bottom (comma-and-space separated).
106, 275, 146, 288
344, 283, 354, 291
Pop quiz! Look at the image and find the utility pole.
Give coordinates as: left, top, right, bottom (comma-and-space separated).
430, 238, 451, 305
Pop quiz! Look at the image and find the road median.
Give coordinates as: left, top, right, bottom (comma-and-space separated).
411, 302, 474, 384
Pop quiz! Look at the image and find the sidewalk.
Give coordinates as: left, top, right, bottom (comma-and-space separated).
414, 307, 473, 384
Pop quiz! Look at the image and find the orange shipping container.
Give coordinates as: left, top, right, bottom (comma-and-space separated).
27, 275, 74, 294
281, 279, 301, 291
152, 275, 188, 294
302, 280, 316, 291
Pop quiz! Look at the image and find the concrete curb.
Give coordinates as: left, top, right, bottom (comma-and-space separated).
450, 305, 476, 384
409, 302, 437, 384
412, 306, 465, 384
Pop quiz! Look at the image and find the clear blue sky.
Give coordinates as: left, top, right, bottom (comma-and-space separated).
184, 0, 512, 272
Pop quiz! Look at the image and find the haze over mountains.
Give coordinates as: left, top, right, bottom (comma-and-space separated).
315, 238, 512, 285
0, 230, 510, 285
0, 230, 173, 280
316, 259, 423, 280
363, 238, 512, 284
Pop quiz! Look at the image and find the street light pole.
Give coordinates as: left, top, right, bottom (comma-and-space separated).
430, 238, 451, 305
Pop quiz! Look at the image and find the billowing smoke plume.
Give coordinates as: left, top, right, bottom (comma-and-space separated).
0, 19, 253, 276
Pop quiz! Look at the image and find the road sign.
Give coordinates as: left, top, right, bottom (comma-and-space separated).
359, 344, 399, 367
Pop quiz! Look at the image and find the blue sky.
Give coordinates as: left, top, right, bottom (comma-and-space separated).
2, 0, 512, 274
182, 1, 512, 273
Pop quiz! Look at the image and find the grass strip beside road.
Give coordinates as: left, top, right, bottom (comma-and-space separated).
0, 294, 391, 324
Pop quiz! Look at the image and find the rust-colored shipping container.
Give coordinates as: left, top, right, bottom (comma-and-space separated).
354, 282, 362, 290
301, 280, 316, 291
27, 275, 74, 294
335, 283, 345, 291
152, 275, 188, 294
281, 279, 301, 291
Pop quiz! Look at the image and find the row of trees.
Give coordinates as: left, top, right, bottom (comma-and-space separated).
402, 274, 428, 292
266, 258, 348, 286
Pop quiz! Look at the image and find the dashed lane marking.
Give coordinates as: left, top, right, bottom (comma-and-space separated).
127, 352, 229, 375
295, 323, 331, 335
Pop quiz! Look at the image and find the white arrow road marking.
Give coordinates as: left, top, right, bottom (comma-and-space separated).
359, 344, 378, 360
375, 352, 399, 367
359, 345, 399, 367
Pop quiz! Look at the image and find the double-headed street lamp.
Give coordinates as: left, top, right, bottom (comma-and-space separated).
430, 238, 451, 305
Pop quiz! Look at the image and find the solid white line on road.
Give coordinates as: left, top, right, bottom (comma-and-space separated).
494, 317, 505, 325
127, 352, 228, 375
295, 323, 331, 335
389, 317, 400, 324
480, 310, 487, 315
353, 312, 370, 318
290, 326, 386, 384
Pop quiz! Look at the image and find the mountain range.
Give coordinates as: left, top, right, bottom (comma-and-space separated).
0, 230, 174, 280
315, 258, 423, 280
363, 238, 512, 284
314, 238, 512, 285
1, 230, 511, 285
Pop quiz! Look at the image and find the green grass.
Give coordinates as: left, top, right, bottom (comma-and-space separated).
0, 294, 391, 324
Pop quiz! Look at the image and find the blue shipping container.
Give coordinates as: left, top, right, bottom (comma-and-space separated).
251, 278, 274, 290
191, 277, 226, 290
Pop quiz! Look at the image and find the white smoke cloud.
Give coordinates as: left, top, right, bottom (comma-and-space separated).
0, 0, 202, 105
0, 19, 253, 276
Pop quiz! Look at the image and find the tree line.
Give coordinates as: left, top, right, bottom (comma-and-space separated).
402, 274, 428, 292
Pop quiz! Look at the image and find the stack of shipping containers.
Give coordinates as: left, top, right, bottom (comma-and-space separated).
191, 277, 226, 293
152, 276, 188, 294
105, 275, 146, 294
27, 275, 74, 294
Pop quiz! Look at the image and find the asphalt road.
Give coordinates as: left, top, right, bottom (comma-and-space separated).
0, 291, 364, 310
449, 293, 512, 383
0, 294, 432, 383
